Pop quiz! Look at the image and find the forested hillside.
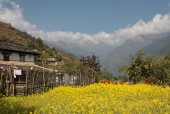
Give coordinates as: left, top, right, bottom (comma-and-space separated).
0, 21, 78, 69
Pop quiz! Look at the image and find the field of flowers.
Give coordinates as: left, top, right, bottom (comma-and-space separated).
0, 83, 170, 114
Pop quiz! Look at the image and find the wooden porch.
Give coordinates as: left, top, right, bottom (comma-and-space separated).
0, 60, 58, 96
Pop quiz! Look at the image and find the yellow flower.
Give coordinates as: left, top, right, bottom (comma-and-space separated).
0, 83, 170, 114
153, 99, 158, 103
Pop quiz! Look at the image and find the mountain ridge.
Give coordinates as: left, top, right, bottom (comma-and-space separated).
103, 34, 170, 75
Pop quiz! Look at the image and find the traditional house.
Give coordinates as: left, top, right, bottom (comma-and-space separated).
0, 41, 39, 62
47, 57, 58, 66
0, 41, 57, 96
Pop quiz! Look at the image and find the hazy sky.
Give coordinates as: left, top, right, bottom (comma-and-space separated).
0, 0, 170, 46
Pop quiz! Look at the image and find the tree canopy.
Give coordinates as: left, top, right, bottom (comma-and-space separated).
119, 51, 170, 86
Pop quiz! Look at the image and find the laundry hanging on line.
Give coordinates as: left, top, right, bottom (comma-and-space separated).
13, 69, 22, 78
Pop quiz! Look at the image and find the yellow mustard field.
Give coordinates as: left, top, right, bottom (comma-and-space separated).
0, 83, 170, 114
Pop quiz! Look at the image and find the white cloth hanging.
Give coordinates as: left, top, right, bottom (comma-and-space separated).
13, 69, 22, 78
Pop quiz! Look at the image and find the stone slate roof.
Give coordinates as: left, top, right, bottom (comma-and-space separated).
0, 41, 40, 55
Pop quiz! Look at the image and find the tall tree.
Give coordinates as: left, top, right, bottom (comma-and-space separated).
128, 51, 145, 83
63, 61, 79, 76
80, 54, 101, 84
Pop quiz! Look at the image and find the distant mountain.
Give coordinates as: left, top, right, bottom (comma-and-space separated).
103, 39, 150, 75
142, 36, 170, 55
45, 40, 90, 57
46, 32, 170, 76
103, 34, 170, 75
46, 40, 114, 61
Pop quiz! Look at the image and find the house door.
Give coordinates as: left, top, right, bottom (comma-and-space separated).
3, 53, 10, 61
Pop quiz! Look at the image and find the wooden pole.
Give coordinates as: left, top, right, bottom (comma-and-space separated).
0, 71, 3, 94
32, 70, 36, 94
42, 61, 45, 92
11, 68, 14, 96
25, 67, 29, 95
5, 72, 8, 96
60, 74, 61, 85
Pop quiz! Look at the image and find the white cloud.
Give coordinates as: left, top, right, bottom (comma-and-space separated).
0, 1, 170, 48
0, 0, 37, 32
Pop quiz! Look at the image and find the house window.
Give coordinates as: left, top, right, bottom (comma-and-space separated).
19, 54, 25, 62
3, 52, 10, 61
